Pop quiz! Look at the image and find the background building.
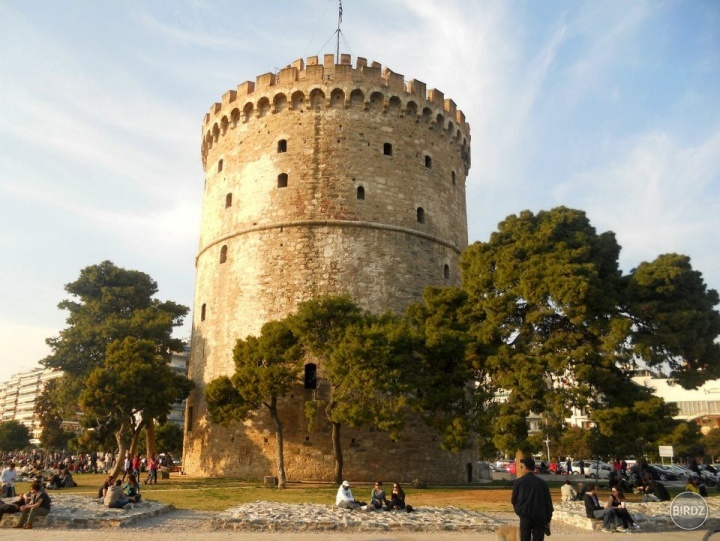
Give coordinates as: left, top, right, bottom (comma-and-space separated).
0, 367, 71, 444
167, 349, 190, 426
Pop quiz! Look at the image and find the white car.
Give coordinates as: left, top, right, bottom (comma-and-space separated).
586, 461, 612, 479
571, 460, 609, 478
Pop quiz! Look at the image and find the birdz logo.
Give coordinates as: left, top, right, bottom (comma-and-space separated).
670, 491, 708, 530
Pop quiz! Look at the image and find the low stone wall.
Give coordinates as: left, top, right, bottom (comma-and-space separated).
553, 499, 720, 532
212, 502, 505, 532
0, 494, 172, 529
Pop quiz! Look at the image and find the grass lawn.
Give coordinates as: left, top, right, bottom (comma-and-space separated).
12, 473, 716, 513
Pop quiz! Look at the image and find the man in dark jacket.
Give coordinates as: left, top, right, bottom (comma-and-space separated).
511, 457, 553, 541
584, 484, 619, 532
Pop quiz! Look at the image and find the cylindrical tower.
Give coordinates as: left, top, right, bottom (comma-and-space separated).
184, 54, 472, 482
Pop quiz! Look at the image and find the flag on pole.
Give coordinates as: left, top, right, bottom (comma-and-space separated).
339, 0, 343, 23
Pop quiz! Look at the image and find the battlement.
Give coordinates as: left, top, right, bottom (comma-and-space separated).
202, 54, 469, 131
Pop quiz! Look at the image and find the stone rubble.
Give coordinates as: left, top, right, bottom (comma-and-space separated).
0, 495, 172, 529
0, 494, 717, 534
213, 502, 505, 533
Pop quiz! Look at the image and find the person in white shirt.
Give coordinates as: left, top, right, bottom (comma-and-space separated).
1, 462, 16, 498
561, 479, 577, 502
335, 480, 361, 509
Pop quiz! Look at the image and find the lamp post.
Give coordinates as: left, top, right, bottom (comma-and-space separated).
544, 434, 551, 464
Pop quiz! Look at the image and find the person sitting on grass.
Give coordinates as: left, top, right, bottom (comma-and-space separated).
104, 479, 130, 509
369, 481, 388, 510
123, 474, 141, 503
60, 468, 77, 488
97, 475, 115, 501
387, 482, 406, 511
335, 480, 363, 509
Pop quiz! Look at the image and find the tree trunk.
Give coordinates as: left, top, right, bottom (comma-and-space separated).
332, 421, 343, 485
145, 418, 157, 458
128, 419, 146, 461
110, 426, 128, 479
269, 397, 286, 489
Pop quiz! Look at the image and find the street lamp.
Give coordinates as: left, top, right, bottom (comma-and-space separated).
544, 434, 551, 464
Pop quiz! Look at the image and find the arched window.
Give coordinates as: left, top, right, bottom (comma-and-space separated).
220, 245, 227, 264
357, 186, 365, 200
444, 264, 450, 280
304, 363, 317, 390
278, 139, 287, 153
425, 155, 432, 169
417, 207, 425, 224
278, 173, 288, 188
200, 304, 206, 322
225, 193, 232, 208
217, 159, 223, 172
384, 143, 393, 156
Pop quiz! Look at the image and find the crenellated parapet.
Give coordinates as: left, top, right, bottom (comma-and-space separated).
200, 54, 471, 171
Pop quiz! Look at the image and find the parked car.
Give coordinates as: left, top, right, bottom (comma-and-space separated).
586, 461, 612, 479
571, 460, 600, 475
663, 464, 690, 479
698, 465, 719, 486
505, 461, 517, 475
648, 464, 678, 481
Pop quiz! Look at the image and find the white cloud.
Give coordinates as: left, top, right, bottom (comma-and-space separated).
555, 128, 720, 282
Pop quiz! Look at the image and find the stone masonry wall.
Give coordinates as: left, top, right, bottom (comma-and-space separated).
184, 54, 473, 483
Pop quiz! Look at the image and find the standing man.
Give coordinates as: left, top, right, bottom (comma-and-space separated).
121, 453, 132, 482
512, 457, 553, 541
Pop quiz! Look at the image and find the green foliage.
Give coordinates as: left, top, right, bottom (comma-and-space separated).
205, 376, 251, 426
36, 379, 67, 450
206, 319, 304, 426
290, 295, 362, 359
407, 287, 492, 452
290, 296, 440, 482
590, 395, 679, 457
325, 312, 421, 438
702, 428, 720, 460
205, 318, 304, 488
458, 206, 720, 451
659, 421, 704, 459
557, 426, 592, 459
155, 422, 184, 455
39, 261, 191, 465
80, 337, 193, 443
43, 260, 188, 377
0, 420, 31, 451
626, 254, 720, 388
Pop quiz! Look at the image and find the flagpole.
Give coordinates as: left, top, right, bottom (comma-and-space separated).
336, 0, 343, 64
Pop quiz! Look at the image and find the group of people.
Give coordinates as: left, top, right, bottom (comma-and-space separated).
98, 474, 142, 509
583, 483, 640, 533
511, 457, 647, 541
335, 480, 412, 512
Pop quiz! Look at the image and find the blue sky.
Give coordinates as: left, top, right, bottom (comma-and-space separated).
1, 0, 718, 383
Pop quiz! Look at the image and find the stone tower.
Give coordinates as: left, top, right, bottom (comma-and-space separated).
184, 54, 473, 482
